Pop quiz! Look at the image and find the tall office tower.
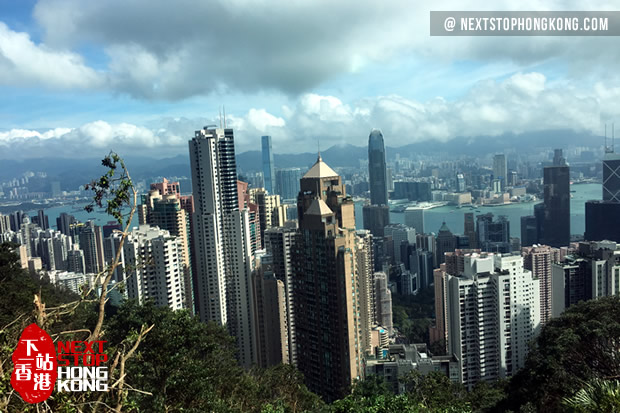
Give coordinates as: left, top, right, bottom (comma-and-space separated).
76, 221, 105, 274
255, 190, 284, 246
356, 230, 376, 355
464, 212, 477, 249
553, 148, 566, 166
386, 167, 394, 192
51, 181, 61, 197
477, 214, 511, 253
551, 241, 620, 317
253, 253, 288, 367
139, 188, 193, 311
0, 213, 10, 233
275, 168, 303, 200
405, 206, 424, 234
261, 135, 276, 194
401, 242, 433, 290
10, 211, 24, 232
493, 154, 507, 190
293, 154, 364, 401
436, 222, 456, 266
447, 253, 541, 388
67, 245, 86, 274
264, 225, 297, 365
522, 245, 560, 325
584, 201, 620, 243
456, 173, 466, 192
520, 215, 539, 247
368, 129, 389, 206
603, 148, 620, 202
122, 225, 185, 310
584, 143, 620, 243
38, 210, 49, 230
384, 223, 416, 265
374, 271, 393, 335
56, 213, 76, 237
362, 204, 390, 237
541, 160, 570, 247
189, 126, 257, 368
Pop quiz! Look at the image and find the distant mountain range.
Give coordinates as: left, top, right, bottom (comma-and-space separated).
0, 129, 603, 190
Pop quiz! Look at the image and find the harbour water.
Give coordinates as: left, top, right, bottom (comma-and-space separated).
17, 183, 601, 240
354, 183, 602, 238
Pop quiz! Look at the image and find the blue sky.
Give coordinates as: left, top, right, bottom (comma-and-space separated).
1, 0, 619, 158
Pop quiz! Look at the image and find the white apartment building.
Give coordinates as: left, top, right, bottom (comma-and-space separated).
447, 253, 540, 389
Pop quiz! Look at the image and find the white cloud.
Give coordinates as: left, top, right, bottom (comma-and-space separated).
0, 22, 102, 90
18, 0, 616, 100
1, 71, 619, 158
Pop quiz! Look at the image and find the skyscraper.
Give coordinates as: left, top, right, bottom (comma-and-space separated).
493, 154, 507, 190
541, 156, 570, 247
275, 168, 303, 200
123, 225, 186, 310
476, 213, 511, 253
139, 188, 193, 311
585, 142, 620, 242
293, 154, 365, 401
522, 245, 560, 325
520, 215, 539, 247
447, 253, 540, 388
603, 150, 620, 202
261, 135, 275, 194
189, 126, 257, 368
464, 212, 477, 249
264, 225, 297, 365
362, 204, 390, 237
404, 206, 424, 234
368, 129, 388, 206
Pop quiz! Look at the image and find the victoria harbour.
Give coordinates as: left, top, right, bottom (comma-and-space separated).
355, 183, 601, 238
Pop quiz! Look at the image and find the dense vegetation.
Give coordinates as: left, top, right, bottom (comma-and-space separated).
3, 241, 620, 411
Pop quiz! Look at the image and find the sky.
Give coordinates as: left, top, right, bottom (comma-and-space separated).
1, 0, 620, 159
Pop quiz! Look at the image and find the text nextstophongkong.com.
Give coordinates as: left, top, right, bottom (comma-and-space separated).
430, 11, 620, 36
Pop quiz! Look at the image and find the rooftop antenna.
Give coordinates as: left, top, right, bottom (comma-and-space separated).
223, 105, 227, 128
219, 107, 222, 128
613, 123, 616, 153
318, 138, 321, 161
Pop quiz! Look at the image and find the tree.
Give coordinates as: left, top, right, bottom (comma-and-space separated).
563, 379, 620, 412
501, 296, 620, 411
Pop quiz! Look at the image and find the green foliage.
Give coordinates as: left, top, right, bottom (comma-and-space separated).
104, 300, 322, 412
325, 371, 473, 412
563, 379, 620, 412
391, 287, 435, 344
84, 151, 133, 227
501, 295, 620, 412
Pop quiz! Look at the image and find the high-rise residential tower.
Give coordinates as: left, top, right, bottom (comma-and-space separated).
262, 135, 276, 194
368, 129, 389, 206
189, 126, 257, 368
139, 188, 193, 311
123, 225, 186, 310
293, 154, 365, 401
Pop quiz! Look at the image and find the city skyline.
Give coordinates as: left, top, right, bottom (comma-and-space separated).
1, 1, 620, 158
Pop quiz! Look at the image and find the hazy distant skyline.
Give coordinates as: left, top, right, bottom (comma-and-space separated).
1, 0, 619, 158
